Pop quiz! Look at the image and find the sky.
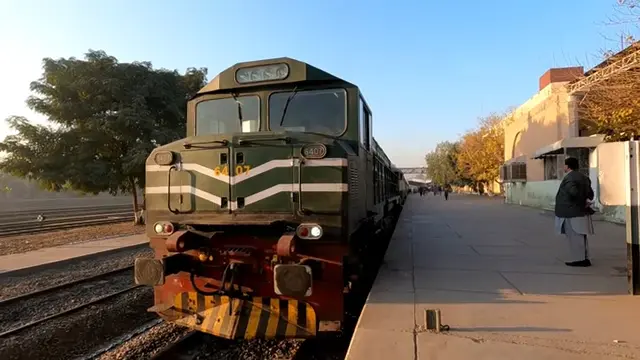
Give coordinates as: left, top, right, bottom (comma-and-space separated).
0, 0, 631, 167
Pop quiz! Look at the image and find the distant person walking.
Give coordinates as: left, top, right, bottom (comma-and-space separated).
444, 184, 450, 200
554, 157, 595, 267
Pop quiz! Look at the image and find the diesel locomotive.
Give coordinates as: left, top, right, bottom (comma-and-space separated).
134, 57, 410, 340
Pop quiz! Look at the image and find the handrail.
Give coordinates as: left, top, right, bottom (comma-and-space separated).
167, 165, 179, 214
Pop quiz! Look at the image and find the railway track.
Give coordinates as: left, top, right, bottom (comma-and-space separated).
110, 212, 398, 360
0, 204, 132, 222
144, 328, 306, 360
92, 211, 400, 360
0, 204, 135, 236
0, 265, 138, 339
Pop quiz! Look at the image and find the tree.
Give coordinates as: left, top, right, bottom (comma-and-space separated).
0, 50, 207, 224
457, 113, 506, 191
580, 89, 640, 141
0, 173, 7, 192
425, 141, 464, 186
575, 1, 640, 141
606, 0, 640, 51
0, 174, 10, 194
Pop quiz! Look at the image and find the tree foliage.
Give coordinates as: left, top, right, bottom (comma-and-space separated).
424, 111, 508, 194
607, 0, 640, 48
577, 1, 640, 142
581, 89, 640, 141
457, 113, 506, 183
0, 50, 207, 221
425, 141, 463, 186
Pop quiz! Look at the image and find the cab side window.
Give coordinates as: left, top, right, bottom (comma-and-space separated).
359, 97, 371, 151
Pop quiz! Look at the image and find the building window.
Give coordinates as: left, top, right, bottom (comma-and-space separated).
566, 148, 590, 177
544, 149, 590, 179
544, 155, 563, 180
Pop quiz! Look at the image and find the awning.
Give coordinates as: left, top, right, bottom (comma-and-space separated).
532, 134, 605, 159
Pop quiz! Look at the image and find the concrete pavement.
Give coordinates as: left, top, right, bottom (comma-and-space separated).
346, 194, 640, 360
0, 233, 147, 275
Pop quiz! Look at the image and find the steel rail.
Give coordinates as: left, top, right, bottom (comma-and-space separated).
0, 265, 134, 306
0, 284, 143, 339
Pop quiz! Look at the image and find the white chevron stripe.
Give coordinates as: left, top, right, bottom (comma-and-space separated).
146, 158, 347, 185
146, 185, 223, 206
145, 183, 348, 210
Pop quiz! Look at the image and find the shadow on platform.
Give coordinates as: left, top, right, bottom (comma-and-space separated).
348, 195, 640, 360
371, 193, 628, 304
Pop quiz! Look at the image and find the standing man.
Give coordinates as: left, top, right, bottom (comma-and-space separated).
554, 157, 595, 267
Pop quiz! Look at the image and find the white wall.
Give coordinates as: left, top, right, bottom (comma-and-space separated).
504, 180, 561, 210
504, 153, 626, 224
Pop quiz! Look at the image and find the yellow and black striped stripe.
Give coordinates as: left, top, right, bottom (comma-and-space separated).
172, 292, 317, 340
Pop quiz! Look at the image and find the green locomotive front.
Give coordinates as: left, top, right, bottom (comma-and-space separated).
134, 58, 405, 340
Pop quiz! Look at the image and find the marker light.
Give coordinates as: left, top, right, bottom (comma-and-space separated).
153, 151, 175, 166
299, 227, 309, 237
153, 221, 175, 236
296, 223, 323, 240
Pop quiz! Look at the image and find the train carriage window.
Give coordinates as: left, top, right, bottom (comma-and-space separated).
379, 162, 383, 203
359, 97, 371, 150
196, 96, 260, 135
374, 160, 379, 204
384, 167, 388, 200
269, 89, 346, 136
378, 160, 383, 202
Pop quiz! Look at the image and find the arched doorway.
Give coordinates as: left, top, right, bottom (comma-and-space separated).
511, 130, 523, 159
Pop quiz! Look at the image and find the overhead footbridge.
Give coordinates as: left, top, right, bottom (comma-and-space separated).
398, 167, 430, 186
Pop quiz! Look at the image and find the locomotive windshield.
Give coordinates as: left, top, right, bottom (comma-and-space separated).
196, 96, 260, 135
269, 88, 346, 136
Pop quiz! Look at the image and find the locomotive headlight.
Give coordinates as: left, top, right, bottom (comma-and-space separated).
310, 226, 322, 238
154, 223, 164, 233
153, 151, 175, 166
296, 223, 323, 240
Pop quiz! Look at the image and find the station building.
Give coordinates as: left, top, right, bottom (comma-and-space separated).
500, 45, 640, 224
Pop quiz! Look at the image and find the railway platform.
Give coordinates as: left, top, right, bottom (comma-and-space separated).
0, 233, 147, 275
346, 194, 640, 360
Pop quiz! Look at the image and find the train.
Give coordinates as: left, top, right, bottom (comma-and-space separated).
134, 57, 410, 341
